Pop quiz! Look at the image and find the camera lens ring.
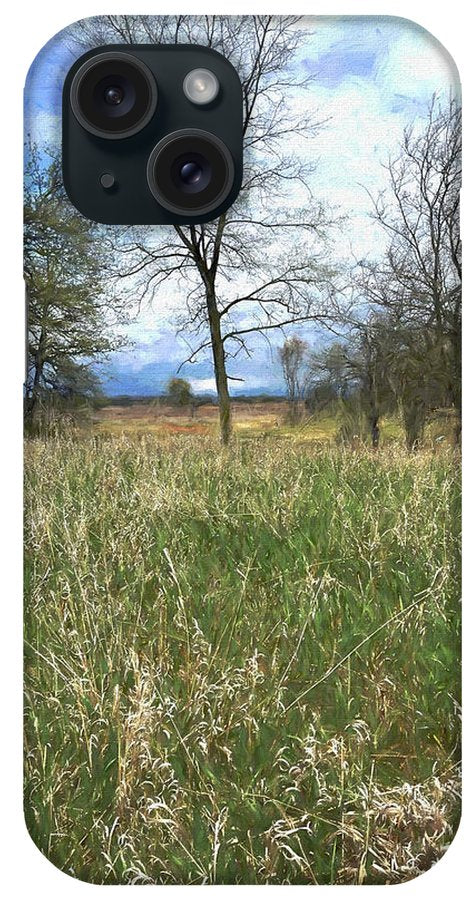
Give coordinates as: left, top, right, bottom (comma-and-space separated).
146, 129, 235, 216
70, 51, 158, 140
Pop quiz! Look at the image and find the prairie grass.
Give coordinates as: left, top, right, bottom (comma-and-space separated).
24, 434, 461, 884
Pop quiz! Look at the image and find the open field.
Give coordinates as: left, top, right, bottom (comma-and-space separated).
93, 399, 454, 447
24, 429, 461, 884
94, 399, 310, 438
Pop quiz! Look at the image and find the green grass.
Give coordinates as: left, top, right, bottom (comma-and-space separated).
24, 434, 461, 884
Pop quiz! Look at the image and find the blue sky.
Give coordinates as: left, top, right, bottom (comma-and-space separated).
25, 16, 459, 396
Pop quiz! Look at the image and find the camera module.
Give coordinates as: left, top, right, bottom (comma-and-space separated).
70, 51, 158, 139
64, 45, 243, 223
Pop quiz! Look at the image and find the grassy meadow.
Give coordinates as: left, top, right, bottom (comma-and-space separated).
24, 405, 461, 884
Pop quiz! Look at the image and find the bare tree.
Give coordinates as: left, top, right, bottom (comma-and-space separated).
70, 15, 337, 445
358, 97, 461, 445
308, 316, 395, 449
279, 336, 308, 424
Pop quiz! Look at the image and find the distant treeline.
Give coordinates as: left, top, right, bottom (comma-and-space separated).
98, 393, 286, 408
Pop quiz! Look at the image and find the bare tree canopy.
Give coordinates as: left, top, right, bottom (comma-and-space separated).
357, 97, 462, 444
308, 316, 398, 449
279, 336, 309, 424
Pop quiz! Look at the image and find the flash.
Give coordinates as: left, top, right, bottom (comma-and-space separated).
183, 68, 219, 105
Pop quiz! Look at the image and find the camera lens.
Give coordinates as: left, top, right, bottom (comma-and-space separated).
147, 130, 234, 216
175, 155, 212, 194
104, 85, 124, 106
180, 161, 202, 185
70, 52, 157, 139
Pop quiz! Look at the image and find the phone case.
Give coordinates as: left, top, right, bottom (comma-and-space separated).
24, 15, 461, 884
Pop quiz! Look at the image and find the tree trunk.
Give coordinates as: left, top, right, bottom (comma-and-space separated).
25, 287, 47, 431
453, 404, 462, 449
369, 412, 380, 450
289, 396, 299, 426
207, 287, 232, 446
403, 399, 425, 451
450, 327, 462, 448
24, 341, 45, 429
365, 370, 380, 449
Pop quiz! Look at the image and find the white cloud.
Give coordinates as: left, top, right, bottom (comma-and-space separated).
288, 18, 460, 261
188, 378, 217, 393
